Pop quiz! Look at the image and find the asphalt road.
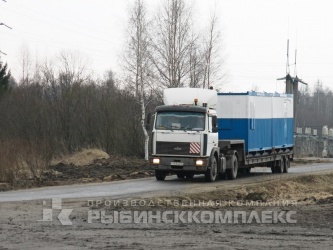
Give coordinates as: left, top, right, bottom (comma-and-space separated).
0, 163, 332, 203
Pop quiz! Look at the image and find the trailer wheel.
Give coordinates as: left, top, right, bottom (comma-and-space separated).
226, 155, 238, 180
155, 170, 167, 181
283, 157, 289, 173
205, 156, 217, 182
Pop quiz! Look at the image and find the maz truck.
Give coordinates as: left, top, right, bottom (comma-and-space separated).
148, 88, 294, 182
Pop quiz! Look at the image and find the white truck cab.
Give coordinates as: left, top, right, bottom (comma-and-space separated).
149, 88, 224, 181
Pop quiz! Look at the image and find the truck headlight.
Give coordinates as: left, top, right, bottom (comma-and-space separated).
152, 158, 160, 164
195, 159, 204, 166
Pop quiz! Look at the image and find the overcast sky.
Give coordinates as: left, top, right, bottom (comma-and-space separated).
1, 0, 333, 93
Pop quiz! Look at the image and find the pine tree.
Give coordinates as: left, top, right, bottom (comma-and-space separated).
0, 62, 11, 94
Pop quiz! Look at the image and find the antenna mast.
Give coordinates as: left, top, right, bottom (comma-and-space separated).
294, 49, 297, 76
286, 39, 290, 74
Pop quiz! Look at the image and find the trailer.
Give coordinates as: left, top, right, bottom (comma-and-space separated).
148, 88, 294, 182
217, 92, 293, 175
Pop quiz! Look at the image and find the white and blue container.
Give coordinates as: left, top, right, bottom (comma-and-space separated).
217, 92, 293, 154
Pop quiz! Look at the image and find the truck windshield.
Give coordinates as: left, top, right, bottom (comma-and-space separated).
155, 111, 205, 131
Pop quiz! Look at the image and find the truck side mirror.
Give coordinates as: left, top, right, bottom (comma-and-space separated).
145, 112, 152, 131
212, 116, 218, 133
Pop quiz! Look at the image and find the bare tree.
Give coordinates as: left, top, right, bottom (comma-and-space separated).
188, 31, 204, 88
150, 0, 196, 88
202, 11, 224, 89
18, 44, 33, 85
56, 50, 91, 86
123, 0, 151, 160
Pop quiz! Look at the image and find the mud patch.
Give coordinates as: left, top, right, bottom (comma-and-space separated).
45, 155, 152, 183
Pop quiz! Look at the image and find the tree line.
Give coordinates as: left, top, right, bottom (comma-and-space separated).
297, 81, 333, 132
0, 56, 160, 183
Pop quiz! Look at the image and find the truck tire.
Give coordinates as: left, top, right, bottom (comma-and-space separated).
283, 157, 289, 173
226, 155, 238, 180
205, 156, 217, 182
155, 170, 167, 181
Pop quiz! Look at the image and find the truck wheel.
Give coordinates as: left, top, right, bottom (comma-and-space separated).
155, 170, 167, 181
177, 173, 185, 179
283, 157, 289, 173
226, 155, 238, 180
205, 156, 217, 182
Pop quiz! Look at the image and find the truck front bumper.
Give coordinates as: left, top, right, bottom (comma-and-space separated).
150, 156, 209, 173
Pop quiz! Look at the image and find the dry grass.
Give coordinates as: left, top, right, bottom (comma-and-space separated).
51, 148, 110, 167
151, 172, 333, 208
0, 140, 20, 184
291, 157, 333, 166
0, 139, 52, 184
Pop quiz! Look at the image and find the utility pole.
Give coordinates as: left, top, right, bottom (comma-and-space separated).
277, 40, 308, 133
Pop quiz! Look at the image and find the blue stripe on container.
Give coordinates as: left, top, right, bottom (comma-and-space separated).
218, 118, 294, 153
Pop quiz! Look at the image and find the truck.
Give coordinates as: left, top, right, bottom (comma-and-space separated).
147, 88, 294, 182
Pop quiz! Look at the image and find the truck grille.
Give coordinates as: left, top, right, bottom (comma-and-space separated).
156, 141, 200, 156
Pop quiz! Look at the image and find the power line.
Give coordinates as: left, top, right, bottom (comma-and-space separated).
1, 4, 119, 46
0, 22, 12, 29
1, 0, 11, 57
0, 22, 12, 57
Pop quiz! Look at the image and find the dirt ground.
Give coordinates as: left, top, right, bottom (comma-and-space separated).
1, 148, 332, 192
0, 172, 332, 249
0, 149, 152, 191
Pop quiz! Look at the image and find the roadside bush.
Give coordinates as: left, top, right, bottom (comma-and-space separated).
0, 139, 52, 185
0, 140, 21, 184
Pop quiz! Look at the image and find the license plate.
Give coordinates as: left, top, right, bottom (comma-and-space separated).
171, 162, 184, 166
